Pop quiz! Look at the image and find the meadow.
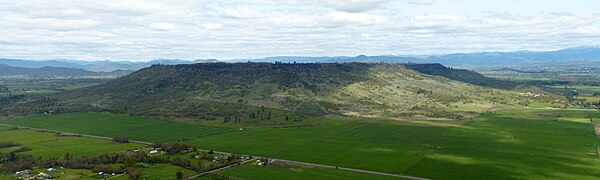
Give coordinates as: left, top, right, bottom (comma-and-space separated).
3, 112, 228, 142
0, 127, 142, 159
184, 109, 600, 179
3, 109, 600, 179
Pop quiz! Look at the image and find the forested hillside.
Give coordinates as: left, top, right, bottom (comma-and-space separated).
0, 63, 566, 120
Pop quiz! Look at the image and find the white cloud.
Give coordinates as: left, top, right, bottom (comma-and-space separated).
0, 0, 599, 61
406, 0, 435, 5
200, 23, 224, 30
150, 23, 175, 31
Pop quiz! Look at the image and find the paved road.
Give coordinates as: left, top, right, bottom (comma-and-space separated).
0, 123, 429, 180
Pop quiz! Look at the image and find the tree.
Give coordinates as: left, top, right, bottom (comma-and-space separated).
8, 151, 16, 161
113, 137, 129, 143
124, 156, 137, 168
128, 168, 143, 180
64, 152, 71, 160
285, 115, 289, 121
176, 171, 184, 180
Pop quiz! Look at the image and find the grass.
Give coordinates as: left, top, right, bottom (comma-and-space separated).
2, 112, 228, 142
184, 109, 600, 179
0, 128, 142, 159
217, 164, 403, 180
0, 168, 99, 180
111, 164, 197, 180
404, 109, 600, 179
4, 110, 600, 179
184, 122, 445, 174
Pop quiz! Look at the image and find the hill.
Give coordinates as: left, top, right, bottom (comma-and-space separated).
0, 63, 566, 120
0, 64, 131, 77
403, 63, 521, 90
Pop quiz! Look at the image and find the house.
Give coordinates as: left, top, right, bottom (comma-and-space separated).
36, 172, 52, 179
15, 170, 30, 175
149, 150, 159, 154
47, 168, 56, 172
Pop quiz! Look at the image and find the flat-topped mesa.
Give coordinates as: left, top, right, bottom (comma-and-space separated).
0, 62, 566, 119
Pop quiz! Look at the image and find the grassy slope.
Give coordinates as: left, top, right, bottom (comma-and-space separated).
0, 128, 141, 159
2, 112, 228, 142
218, 164, 403, 180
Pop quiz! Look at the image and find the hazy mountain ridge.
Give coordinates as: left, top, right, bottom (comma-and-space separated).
0, 64, 131, 76
2, 46, 599, 72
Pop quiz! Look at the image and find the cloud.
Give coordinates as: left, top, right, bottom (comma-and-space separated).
0, 0, 599, 61
150, 23, 175, 31
200, 23, 223, 30
406, 0, 435, 5
314, 0, 392, 12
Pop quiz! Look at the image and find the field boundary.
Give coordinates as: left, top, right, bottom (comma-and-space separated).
0, 123, 429, 180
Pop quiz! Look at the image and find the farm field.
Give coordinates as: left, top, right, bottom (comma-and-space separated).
545, 85, 600, 105
0, 168, 99, 180
216, 163, 403, 180
3, 109, 600, 179
111, 164, 197, 180
0, 127, 142, 159
2, 112, 228, 142
184, 109, 600, 179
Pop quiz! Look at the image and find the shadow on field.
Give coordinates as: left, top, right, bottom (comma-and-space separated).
404, 110, 600, 179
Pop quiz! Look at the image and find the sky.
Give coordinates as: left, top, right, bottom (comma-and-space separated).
0, 0, 599, 61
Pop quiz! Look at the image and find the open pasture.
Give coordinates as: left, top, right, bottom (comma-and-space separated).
4, 109, 600, 179
0, 128, 141, 159
185, 109, 600, 179
3, 112, 228, 143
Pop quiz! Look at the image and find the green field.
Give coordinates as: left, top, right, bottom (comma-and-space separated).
0, 168, 99, 180
185, 121, 445, 174
217, 164, 402, 180
4, 110, 600, 179
184, 109, 600, 179
3, 112, 228, 142
111, 164, 197, 180
0, 128, 142, 159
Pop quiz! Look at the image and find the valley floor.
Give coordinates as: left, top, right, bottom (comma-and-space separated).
2, 108, 600, 179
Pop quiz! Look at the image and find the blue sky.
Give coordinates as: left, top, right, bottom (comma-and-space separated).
0, 0, 599, 61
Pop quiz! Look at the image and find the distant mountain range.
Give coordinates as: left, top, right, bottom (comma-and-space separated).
0, 64, 131, 77
234, 46, 600, 68
1, 46, 599, 72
